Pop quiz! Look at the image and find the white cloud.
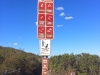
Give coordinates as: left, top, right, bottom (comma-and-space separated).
35, 22, 38, 25
14, 43, 17, 46
65, 16, 73, 20
59, 12, 65, 17
57, 24, 63, 27
56, 7, 64, 10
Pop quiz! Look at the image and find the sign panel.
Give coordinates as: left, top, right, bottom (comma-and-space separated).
46, 3, 53, 14
46, 14, 53, 26
46, 27, 53, 39
38, 2, 45, 13
38, 14, 45, 26
42, 57, 48, 75
38, 26, 45, 39
40, 40, 51, 55
37, 0, 54, 40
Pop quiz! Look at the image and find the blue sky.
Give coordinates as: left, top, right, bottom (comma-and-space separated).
0, 0, 100, 56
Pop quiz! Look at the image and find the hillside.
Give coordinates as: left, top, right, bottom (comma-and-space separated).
0, 46, 42, 75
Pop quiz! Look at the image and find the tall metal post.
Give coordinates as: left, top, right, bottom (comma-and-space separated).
37, 0, 54, 75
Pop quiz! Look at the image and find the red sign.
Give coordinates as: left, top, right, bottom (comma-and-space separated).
38, 14, 45, 26
42, 57, 48, 75
38, 26, 45, 39
46, 27, 53, 39
46, 14, 53, 26
37, 0, 54, 40
42, 58, 48, 70
46, 3, 53, 14
38, 2, 45, 13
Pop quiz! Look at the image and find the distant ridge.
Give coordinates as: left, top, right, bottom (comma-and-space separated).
0, 46, 42, 75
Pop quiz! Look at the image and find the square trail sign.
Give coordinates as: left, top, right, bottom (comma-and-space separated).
40, 40, 51, 56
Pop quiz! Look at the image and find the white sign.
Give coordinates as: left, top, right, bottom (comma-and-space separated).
40, 40, 51, 56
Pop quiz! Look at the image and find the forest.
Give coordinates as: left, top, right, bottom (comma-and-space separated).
0, 46, 100, 75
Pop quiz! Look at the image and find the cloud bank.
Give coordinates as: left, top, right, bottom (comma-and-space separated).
65, 16, 73, 20
56, 7, 64, 10
57, 24, 63, 27
14, 43, 17, 46
59, 12, 65, 17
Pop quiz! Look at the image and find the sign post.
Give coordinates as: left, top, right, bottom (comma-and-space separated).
37, 0, 54, 75
42, 56, 48, 75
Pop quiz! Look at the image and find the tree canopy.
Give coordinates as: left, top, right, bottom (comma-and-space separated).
0, 46, 42, 75
49, 53, 100, 75
0, 46, 100, 75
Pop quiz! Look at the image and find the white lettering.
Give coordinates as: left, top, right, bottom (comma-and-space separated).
39, 34, 45, 38
39, 21, 45, 25
47, 10, 53, 12
47, 22, 52, 25
47, 35, 52, 37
